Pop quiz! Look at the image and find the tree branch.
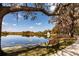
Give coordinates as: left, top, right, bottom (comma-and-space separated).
1, 6, 58, 16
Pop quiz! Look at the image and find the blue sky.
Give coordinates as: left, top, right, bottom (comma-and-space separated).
2, 12, 55, 32
2, 4, 56, 32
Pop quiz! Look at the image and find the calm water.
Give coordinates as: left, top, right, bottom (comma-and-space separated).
1, 35, 48, 48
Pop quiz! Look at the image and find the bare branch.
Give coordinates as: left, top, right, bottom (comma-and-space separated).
0, 6, 58, 16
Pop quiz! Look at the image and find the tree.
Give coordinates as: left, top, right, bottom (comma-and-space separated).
0, 3, 58, 55
1, 3, 79, 55
50, 3, 79, 37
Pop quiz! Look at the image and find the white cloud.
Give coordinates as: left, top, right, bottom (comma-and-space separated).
2, 26, 21, 32
7, 28, 13, 31
2, 22, 5, 25
2, 27, 13, 32
2, 22, 8, 25
50, 6, 56, 12
29, 26, 34, 29
13, 24, 17, 26
48, 3, 56, 13
36, 22, 42, 25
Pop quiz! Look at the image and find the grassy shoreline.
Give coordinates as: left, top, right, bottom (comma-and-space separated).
2, 37, 77, 56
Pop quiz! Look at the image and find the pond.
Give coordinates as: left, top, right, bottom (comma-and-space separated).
1, 35, 49, 48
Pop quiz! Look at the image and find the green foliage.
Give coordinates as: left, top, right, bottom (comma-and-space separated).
58, 38, 76, 49
1, 30, 51, 38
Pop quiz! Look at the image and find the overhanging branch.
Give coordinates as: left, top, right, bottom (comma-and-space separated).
1, 6, 58, 16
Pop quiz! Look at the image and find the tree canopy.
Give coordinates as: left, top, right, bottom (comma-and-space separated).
50, 3, 79, 37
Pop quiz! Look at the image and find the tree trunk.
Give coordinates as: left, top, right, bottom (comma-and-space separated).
69, 18, 74, 37
70, 32, 74, 37
0, 16, 7, 56
69, 4, 74, 38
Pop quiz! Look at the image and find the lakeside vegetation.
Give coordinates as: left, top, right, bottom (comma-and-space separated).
1, 3, 79, 56
1, 30, 51, 38
2, 36, 76, 56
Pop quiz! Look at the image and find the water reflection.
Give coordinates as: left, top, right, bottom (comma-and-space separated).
1, 35, 48, 48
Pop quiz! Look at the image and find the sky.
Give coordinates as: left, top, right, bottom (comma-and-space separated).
2, 4, 56, 32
